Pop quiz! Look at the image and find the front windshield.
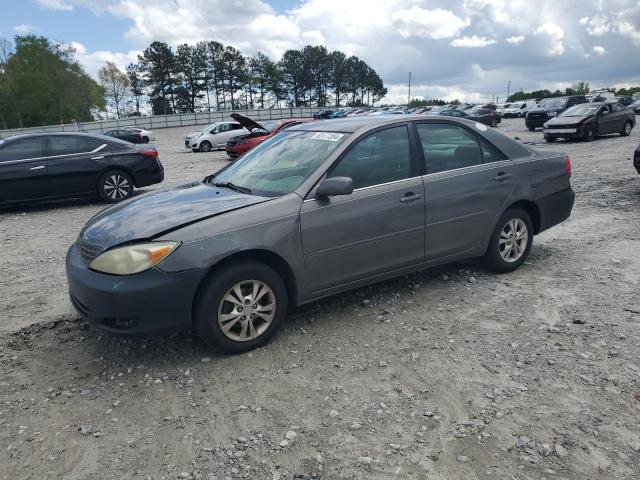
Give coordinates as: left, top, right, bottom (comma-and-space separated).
544, 98, 566, 107
211, 130, 348, 197
560, 104, 600, 117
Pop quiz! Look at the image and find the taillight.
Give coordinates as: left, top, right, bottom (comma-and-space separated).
565, 155, 572, 177
140, 149, 157, 158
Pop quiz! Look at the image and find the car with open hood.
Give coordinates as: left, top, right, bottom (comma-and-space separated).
184, 121, 247, 152
543, 101, 636, 142
525, 96, 587, 131
67, 115, 574, 353
225, 113, 313, 158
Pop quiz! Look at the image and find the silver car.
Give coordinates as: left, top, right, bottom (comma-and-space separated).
67, 116, 574, 353
184, 121, 247, 152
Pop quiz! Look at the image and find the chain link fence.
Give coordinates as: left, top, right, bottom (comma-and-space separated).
0, 107, 325, 139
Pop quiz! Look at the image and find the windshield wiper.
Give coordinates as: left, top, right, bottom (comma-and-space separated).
212, 181, 252, 194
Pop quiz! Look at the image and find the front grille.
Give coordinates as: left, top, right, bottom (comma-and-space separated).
528, 113, 548, 120
78, 239, 102, 263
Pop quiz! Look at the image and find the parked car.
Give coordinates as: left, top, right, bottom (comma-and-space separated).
496, 103, 512, 115
525, 96, 587, 131
313, 110, 334, 119
439, 108, 501, 127
0, 132, 163, 205
628, 100, 640, 114
66, 115, 574, 353
503, 101, 537, 118
634, 143, 640, 174
616, 96, 635, 107
225, 114, 314, 158
103, 129, 145, 144
184, 121, 247, 152
543, 102, 636, 142
122, 127, 155, 143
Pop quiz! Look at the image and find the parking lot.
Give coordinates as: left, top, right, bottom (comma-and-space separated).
1, 119, 640, 479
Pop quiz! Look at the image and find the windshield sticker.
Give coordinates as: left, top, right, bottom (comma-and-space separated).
310, 132, 344, 141
475, 122, 488, 132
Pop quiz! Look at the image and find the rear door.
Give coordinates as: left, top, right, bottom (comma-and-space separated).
300, 125, 425, 292
416, 122, 516, 261
0, 136, 49, 203
46, 135, 108, 195
597, 104, 617, 134
609, 103, 627, 133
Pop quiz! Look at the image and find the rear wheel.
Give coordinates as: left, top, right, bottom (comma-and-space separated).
142, 136, 149, 143
528, 126, 535, 131
98, 170, 133, 203
194, 260, 288, 353
484, 208, 533, 273
621, 121, 632, 136
199, 141, 212, 152
491, 118, 498, 127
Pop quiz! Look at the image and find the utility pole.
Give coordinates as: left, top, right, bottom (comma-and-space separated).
506, 80, 511, 101
408, 72, 411, 105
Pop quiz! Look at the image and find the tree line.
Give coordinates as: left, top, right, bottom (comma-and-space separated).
114, 41, 387, 117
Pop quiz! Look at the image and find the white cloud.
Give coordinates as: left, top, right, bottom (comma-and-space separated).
579, 14, 610, 36
450, 35, 496, 47
36, 0, 74, 10
535, 22, 565, 55
616, 21, 640, 46
506, 35, 525, 44
593, 45, 606, 55
392, 7, 470, 40
13, 24, 40, 34
65, 41, 140, 77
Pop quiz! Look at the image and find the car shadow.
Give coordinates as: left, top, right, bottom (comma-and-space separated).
0, 190, 148, 215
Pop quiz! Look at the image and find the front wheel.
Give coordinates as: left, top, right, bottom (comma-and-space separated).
484, 208, 533, 273
583, 126, 595, 142
199, 141, 212, 152
98, 170, 133, 203
194, 260, 288, 353
528, 126, 535, 131
544, 135, 556, 143
621, 121, 632, 136
491, 118, 498, 127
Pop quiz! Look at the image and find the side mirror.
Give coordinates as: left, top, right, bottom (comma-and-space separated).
316, 177, 354, 198
210, 129, 218, 134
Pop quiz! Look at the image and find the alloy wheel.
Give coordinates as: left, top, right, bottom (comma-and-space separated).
499, 218, 528, 263
624, 122, 632, 135
103, 174, 130, 200
217, 280, 276, 342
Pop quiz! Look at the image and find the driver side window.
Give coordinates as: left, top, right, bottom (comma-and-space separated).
328, 126, 411, 189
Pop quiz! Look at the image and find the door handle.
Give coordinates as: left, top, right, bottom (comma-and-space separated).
91, 155, 104, 160
28, 165, 45, 171
493, 172, 511, 182
400, 193, 422, 204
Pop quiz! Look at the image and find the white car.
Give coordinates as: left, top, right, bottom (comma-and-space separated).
185, 121, 247, 152
122, 127, 155, 143
503, 101, 537, 118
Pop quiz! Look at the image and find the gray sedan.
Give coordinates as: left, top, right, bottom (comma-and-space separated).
66, 116, 574, 353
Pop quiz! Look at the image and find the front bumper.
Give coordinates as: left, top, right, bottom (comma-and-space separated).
66, 243, 206, 336
536, 187, 575, 233
525, 116, 549, 129
543, 127, 581, 139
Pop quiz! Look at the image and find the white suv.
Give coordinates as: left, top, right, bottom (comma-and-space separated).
185, 121, 247, 152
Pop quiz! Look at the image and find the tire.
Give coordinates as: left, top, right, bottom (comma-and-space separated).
621, 121, 632, 136
142, 136, 149, 143
194, 260, 288, 353
528, 126, 535, 131
483, 207, 534, 273
98, 170, 134, 203
199, 141, 212, 152
544, 136, 555, 143
491, 118, 498, 128
583, 126, 595, 142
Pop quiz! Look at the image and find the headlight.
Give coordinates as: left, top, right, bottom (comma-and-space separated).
89, 241, 179, 275
549, 112, 557, 117
543, 123, 548, 128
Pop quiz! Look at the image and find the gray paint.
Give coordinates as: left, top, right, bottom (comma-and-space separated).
81, 116, 572, 307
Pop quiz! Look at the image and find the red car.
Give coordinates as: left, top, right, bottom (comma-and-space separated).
225, 113, 314, 158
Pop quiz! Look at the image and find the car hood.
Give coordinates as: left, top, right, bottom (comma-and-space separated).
546, 115, 590, 126
230, 113, 266, 132
80, 182, 271, 250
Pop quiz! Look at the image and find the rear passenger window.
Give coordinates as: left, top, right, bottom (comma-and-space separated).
416, 123, 505, 173
329, 126, 411, 189
49, 136, 88, 155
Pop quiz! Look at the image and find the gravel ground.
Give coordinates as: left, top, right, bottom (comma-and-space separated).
1, 119, 640, 479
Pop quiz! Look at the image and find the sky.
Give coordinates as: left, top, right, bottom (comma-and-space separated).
2, 0, 640, 104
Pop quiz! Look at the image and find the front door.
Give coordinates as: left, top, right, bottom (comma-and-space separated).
415, 122, 516, 261
300, 125, 425, 293
0, 136, 49, 203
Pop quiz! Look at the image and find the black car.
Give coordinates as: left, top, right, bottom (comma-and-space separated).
634, 143, 640, 174
0, 133, 164, 206
525, 96, 587, 131
103, 129, 144, 143
439, 108, 501, 127
543, 102, 636, 142
617, 96, 635, 107
313, 110, 334, 119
